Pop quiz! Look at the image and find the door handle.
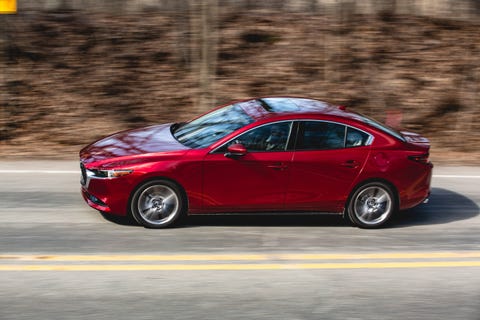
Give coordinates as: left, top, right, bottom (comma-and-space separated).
341, 160, 360, 168
267, 162, 288, 171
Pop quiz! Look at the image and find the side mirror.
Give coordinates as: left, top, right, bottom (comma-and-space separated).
225, 143, 247, 158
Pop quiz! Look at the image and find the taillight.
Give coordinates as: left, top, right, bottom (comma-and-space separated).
408, 153, 430, 164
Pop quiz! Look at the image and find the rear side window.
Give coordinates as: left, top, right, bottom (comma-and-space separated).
296, 121, 346, 150
346, 127, 370, 148
296, 121, 371, 150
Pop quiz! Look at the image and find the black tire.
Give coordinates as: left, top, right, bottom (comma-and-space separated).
347, 182, 397, 229
130, 179, 187, 229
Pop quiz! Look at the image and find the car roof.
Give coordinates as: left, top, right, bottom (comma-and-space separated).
232, 97, 408, 144
235, 97, 354, 121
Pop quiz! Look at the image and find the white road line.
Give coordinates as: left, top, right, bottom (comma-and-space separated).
0, 170, 78, 174
433, 175, 480, 179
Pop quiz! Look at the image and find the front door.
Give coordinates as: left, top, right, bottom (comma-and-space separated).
202, 122, 293, 212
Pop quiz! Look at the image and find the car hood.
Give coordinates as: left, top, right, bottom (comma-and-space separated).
80, 123, 189, 164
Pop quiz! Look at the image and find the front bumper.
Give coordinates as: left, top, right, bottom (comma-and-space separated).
81, 187, 111, 213
80, 164, 135, 216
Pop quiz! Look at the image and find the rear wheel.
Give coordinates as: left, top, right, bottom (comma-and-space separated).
347, 182, 396, 228
130, 179, 186, 228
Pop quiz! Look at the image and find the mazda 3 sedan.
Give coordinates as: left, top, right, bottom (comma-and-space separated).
80, 97, 432, 228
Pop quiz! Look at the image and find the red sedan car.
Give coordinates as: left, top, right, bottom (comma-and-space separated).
80, 97, 432, 229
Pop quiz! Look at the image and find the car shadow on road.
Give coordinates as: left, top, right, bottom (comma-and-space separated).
100, 211, 349, 228
184, 187, 479, 228
100, 212, 138, 227
99, 187, 478, 228
391, 187, 479, 228
184, 213, 349, 228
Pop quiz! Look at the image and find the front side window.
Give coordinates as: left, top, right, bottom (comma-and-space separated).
220, 122, 292, 152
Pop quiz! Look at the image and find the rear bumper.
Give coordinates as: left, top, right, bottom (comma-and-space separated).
399, 162, 433, 210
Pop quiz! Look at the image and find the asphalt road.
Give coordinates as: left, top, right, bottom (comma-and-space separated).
0, 161, 479, 320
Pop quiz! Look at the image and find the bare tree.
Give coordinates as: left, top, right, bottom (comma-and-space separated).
190, 0, 218, 113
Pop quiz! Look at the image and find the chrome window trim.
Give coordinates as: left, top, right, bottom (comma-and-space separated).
209, 119, 373, 154
294, 119, 374, 150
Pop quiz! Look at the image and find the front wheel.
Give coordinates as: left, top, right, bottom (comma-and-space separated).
130, 179, 186, 229
347, 182, 396, 229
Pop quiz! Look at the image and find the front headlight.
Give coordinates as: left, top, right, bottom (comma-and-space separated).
88, 169, 133, 178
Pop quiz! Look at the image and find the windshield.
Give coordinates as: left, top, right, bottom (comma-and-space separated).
172, 104, 254, 148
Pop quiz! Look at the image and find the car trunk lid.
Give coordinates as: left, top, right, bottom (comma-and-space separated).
401, 131, 430, 147
401, 131, 431, 164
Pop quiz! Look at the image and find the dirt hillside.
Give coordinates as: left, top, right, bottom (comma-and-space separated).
1, 9, 479, 164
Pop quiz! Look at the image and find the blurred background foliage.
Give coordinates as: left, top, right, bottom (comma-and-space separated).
1, 0, 479, 162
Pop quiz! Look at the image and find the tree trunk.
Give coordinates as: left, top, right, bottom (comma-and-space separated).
192, 0, 218, 113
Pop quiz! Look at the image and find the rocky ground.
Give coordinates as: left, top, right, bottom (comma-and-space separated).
1, 9, 479, 164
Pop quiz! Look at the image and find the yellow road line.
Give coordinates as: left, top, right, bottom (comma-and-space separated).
2, 252, 480, 261
1, 261, 480, 271
278, 252, 480, 260
0, 254, 268, 261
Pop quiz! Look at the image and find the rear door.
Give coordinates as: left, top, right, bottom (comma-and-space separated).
286, 121, 371, 212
